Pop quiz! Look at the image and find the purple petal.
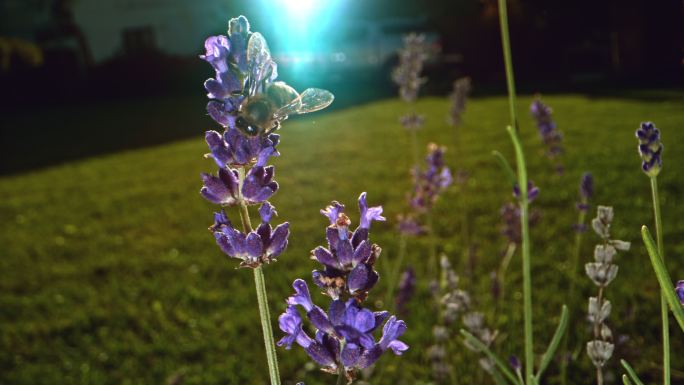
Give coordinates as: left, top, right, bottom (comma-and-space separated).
336, 239, 353, 266
259, 201, 277, 223
267, 223, 289, 258
341, 343, 361, 367
214, 232, 235, 256
308, 306, 334, 334
312, 246, 338, 269
304, 341, 337, 367
357, 346, 383, 369
287, 279, 314, 312
352, 240, 372, 265
277, 306, 312, 349
245, 232, 263, 259
328, 299, 346, 325
358, 192, 386, 229
379, 316, 407, 351
321, 201, 345, 225
388, 340, 409, 355
348, 264, 370, 294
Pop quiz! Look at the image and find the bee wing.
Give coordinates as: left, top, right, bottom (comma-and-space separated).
246, 33, 277, 95
273, 88, 334, 120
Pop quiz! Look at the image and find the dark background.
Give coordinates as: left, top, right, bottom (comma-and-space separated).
1, 0, 682, 175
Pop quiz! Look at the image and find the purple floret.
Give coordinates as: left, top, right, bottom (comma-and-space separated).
212, 201, 289, 268
676, 280, 684, 306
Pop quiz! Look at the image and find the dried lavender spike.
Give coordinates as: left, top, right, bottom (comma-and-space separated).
449, 77, 472, 127
585, 206, 630, 384
392, 33, 428, 103
635, 121, 663, 177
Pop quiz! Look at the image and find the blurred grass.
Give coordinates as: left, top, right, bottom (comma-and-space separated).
1, 92, 683, 385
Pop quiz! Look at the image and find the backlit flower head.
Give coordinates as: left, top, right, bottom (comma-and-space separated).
312, 193, 385, 301
636, 121, 663, 177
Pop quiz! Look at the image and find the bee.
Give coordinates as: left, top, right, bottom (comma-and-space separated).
235, 32, 335, 137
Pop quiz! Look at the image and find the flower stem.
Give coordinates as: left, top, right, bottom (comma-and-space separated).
427, 210, 438, 277
237, 167, 281, 385
650, 176, 669, 385
561, 208, 587, 384
498, 0, 533, 380
386, 234, 407, 311
336, 364, 346, 385
410, 125, 419, 168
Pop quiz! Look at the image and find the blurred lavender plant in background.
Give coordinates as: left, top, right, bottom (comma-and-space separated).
561, 172, 594, 382
393, 33, 428, 166
585, 206, 630, 385
530, 96, 564, 174
426, 255, 502, 384
448, 77, 472, 128
395, 267, 416, 316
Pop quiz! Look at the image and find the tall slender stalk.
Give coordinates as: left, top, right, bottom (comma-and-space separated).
650, 177, 669, 385
237, 167, 281, 385
497, 0, 533, 380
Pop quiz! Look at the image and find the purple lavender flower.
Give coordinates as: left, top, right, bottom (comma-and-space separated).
395, 267, 416, 315
409, 143, 453, 213
312, 193, 385, 301
530, 97, 564, 174
636, 122, 663, 177
676, 280, 684, 306
396, 214, 425, 236
501, 202, 541, 244
573, 172, 593, 232
212, 201, 289, 268
512, 180, 540, 203
279, 280, 408, 374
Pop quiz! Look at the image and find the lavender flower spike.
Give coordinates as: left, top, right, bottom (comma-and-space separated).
677, 280, 684, 306
636, 121, 663, 177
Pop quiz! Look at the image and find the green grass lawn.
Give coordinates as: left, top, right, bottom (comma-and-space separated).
1, 92, 683, 385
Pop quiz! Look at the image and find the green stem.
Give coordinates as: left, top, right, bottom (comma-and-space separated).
337, 363, 346, 385
498, 0, 532, 377
237, 167, 281, 385
561, 208, 587, 384
410, 125, 419, 168
386, 235, 407, 310
427, 211, 438, 277
498, 0, 518, 130
507, 126, 533, 383
650, 177, 670, 385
